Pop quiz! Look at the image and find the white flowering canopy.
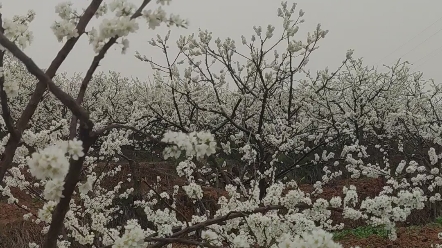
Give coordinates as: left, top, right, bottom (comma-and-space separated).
1, 1, 442, 248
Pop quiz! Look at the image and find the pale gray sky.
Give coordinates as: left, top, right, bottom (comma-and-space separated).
3, 0, 442, 82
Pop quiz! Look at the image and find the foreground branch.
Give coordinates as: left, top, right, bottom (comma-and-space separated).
43, 127, 98, 248
69, 0, 153, 138
0, 33, 93, 127
0, 14, 17, 138
148, 205, 283, 248
0, 0, 103, 184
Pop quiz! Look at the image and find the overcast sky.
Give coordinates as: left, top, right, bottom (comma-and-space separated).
3, 0, 442, 82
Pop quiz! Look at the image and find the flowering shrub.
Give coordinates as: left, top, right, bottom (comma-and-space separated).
1, 1, 442, 248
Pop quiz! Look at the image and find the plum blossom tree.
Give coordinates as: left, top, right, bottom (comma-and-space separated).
1, 1, 442, 248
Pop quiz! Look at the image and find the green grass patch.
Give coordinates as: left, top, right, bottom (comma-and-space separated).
434, 216, 442, 226
333, 225, 389, 240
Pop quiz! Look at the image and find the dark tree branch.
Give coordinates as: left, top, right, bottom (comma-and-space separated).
0, 0, 103, 184
69, 0, 153, 138
0, 33, 93, 127
0, 14, 17, 138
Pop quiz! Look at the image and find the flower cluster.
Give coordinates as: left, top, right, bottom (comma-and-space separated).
277, 229, 345, 248
182, 182, 204, 200
2, 10, 35, 49
112, 220, 149, 248
162, 131, 217, 159
26, 139, 84, 202
2, 79, 19, 98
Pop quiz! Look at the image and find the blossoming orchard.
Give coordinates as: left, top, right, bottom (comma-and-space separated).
1, 0, 442, 247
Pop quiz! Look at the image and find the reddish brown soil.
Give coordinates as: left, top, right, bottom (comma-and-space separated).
0, 186, 42, 225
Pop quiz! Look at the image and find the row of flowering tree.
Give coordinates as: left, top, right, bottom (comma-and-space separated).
1, 1, 442, 247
